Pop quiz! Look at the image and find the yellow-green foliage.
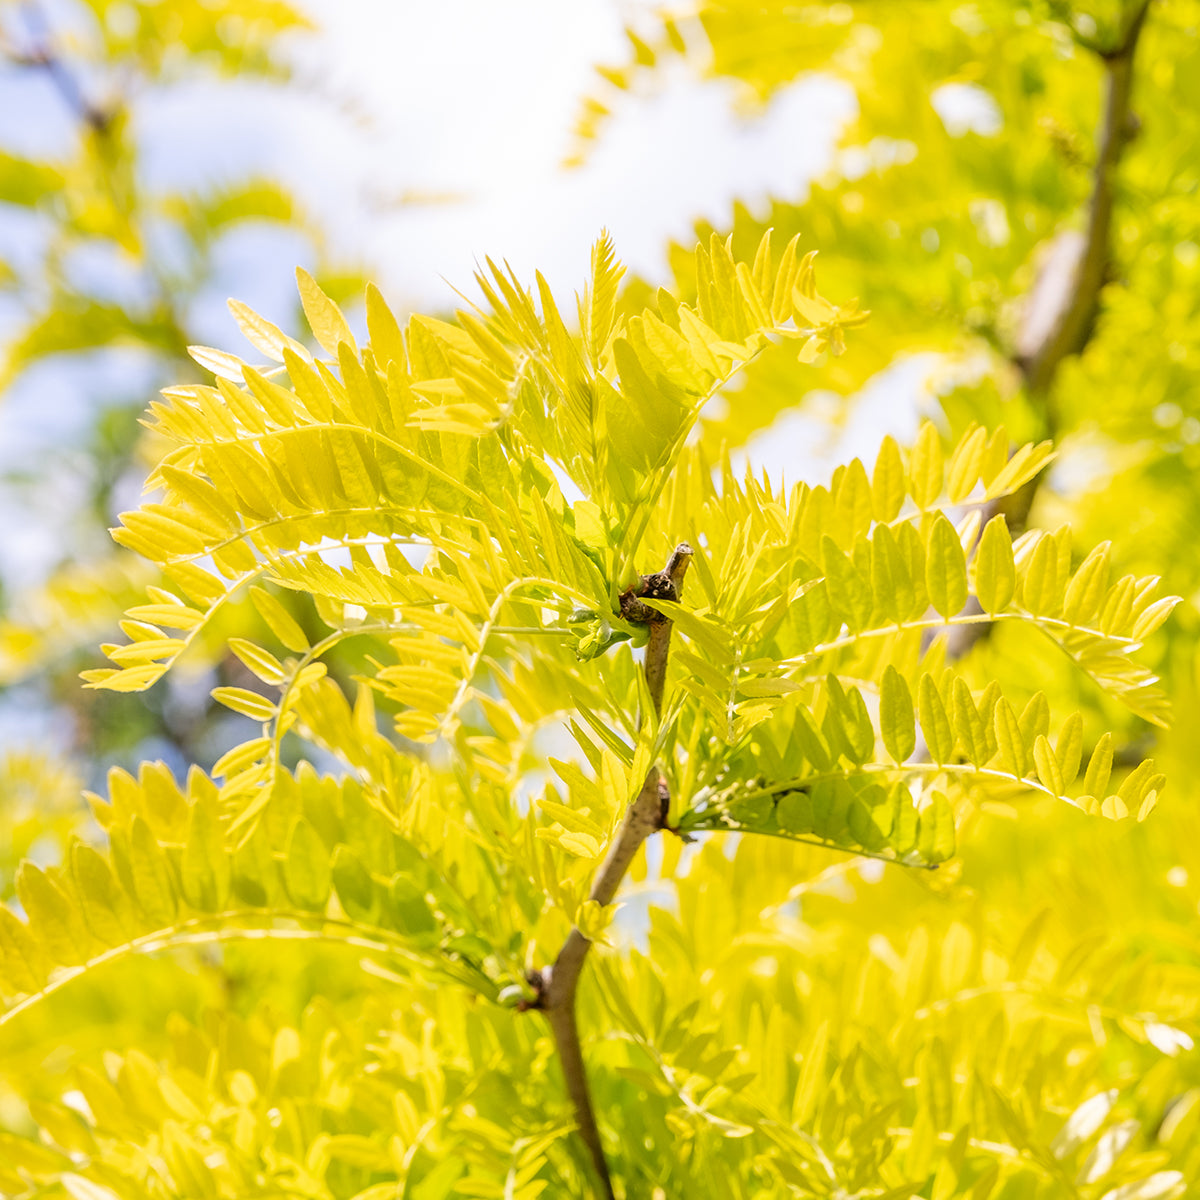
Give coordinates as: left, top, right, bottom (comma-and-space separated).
0, 224, 1187, 1199
2, 2, 1199, 1197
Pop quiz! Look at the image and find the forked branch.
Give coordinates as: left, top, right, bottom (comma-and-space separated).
539, 542, 693, 1198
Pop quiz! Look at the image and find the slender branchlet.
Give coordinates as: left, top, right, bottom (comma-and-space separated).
11, 2, 113, 132
541, 542, 693, 1198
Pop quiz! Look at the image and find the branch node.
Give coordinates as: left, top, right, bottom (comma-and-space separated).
516, 968, 548, 1012
619, 541, 694, 624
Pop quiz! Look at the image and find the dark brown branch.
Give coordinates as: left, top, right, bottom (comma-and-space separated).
540, 542, 693, 1198
1016, 0, 1151, 402
946, 5, 1152, 662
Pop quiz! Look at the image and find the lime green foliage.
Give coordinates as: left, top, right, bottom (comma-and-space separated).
0, 227, 1186, 1197
1, 1, 1196, 1194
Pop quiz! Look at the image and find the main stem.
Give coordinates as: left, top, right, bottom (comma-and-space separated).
541, 543, 693, 1199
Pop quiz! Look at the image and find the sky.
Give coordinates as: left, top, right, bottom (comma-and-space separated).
159, 0, 858, 321
283, 0, 854, 308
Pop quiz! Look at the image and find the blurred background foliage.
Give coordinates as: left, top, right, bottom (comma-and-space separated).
0, 0, 361, 789
2, 0, 1200, 1197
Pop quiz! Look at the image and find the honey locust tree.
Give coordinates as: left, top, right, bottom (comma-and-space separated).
0, 230, 1186, 1199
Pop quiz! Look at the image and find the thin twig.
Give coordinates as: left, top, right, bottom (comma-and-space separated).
539, 542, 693, 1198
14, 2, 112, 132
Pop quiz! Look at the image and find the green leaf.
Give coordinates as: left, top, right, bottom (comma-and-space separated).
946, 424, 987, 502
791, 707, 833, 772
231, 821, 274, 907
212, 686, 277, 722
296, 267, 358, 357
1056, 713, 1084, 787
129, 816, 178, 926
250, 586, 311, 652
822, 536, 873, 631
974, 515, 1015, 615
951, 678, 988, 767
872, 434, 905, 521
181, 803, 231, 913
365, 282, 407, 368
16, 864, 90, 967
1132, 596, 1181, 641
283, 819, 332, 912
1033, 735, 1064, 795
228, 299, 301, 363
72, 844, 133, 945
0, 150, 64, 207
1021, 533, 1060, 616
896, 522, 929, 616
791, 1022, 830, 1125
1063, 542, 1111, 625
918, 674, 954, 765
909, 422, 943, 510
331, 845, 376, 921
872, 522, 915, 623
826, 675, 874, 765
0, 907, 47, 993
389, 876, 438, 936
984, 440, 1055, 499
776, 789, 814, 834
926, 512, 968, 619
584, 229, 626, 366
833, 457, 874, 540
228, 639, 287, 685
880, 665, 915, 764
993, 699, 1028, 779
1082, 732, 1115, 801
917, 793, 955, 863
1017, 692, 1049, 748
